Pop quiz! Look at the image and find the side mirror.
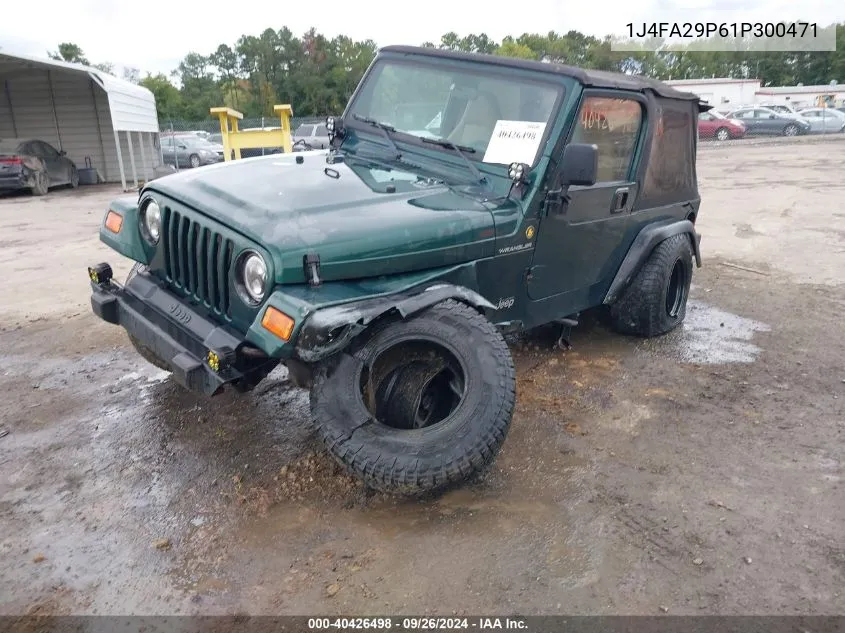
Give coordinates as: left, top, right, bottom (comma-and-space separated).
559, 143, 598, 187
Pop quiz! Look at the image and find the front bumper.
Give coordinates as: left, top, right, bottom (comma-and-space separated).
89, 266, 275, 396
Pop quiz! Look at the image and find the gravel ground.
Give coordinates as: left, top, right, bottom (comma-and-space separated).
0, 137, 843, 616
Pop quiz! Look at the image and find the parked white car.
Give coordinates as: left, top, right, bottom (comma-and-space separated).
797, 108, 845, 133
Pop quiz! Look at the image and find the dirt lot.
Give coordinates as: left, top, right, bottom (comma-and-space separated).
1, 137, 843, 616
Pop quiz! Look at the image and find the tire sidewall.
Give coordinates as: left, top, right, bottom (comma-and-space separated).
311, 301, 515, 488
32, 170, 49, 195
609, 233, 694, 337
657, 242, 693, 329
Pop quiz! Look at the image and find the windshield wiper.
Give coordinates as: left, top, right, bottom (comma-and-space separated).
421, 137, 486, 185
352, 114, 401, 160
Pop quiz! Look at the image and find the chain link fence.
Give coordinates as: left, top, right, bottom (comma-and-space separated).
161, 116, 328, 136
149, 111, 845, 177
152, 115, 332, 173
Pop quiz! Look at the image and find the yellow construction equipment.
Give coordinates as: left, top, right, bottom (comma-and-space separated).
210, 104, 294, 160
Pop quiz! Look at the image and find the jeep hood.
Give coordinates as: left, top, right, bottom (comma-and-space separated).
145, 151, 507, 284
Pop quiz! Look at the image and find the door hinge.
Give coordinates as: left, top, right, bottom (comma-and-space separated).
541, 187, 569, 217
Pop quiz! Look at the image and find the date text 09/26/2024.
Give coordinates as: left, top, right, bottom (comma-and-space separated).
626, 22, 819, 39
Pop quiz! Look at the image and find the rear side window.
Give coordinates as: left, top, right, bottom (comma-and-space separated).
315, 125, 328, 135
295, 124, 314, 136
571, 96, 644, 182
640, 98, 697, 207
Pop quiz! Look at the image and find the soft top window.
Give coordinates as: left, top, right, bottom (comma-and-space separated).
639, 97, 698, 208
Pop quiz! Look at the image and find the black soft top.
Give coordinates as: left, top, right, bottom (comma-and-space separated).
380, 45, 709, 108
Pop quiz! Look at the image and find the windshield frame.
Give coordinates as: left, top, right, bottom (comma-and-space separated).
342, 55, 566, 171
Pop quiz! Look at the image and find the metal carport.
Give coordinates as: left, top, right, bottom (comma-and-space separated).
0, 51, 161, 190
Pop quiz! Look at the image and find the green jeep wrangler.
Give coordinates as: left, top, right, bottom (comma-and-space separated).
89, 45, 707, 495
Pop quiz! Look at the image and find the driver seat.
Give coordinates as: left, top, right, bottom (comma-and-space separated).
447, 92, 501, 151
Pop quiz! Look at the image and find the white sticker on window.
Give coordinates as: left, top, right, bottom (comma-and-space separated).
482, 120, 547, 165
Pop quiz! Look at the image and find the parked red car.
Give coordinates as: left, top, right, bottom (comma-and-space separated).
698, 110, 747, 141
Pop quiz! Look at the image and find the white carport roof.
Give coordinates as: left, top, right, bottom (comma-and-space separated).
0, 51, 159, 133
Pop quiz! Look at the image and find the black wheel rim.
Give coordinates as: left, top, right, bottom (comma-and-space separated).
665, 258, 687, 318
361, 340, 466, 430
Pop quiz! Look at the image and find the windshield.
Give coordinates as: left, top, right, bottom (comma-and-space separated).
346, 58, 563, 166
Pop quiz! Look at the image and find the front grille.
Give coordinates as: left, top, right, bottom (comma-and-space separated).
161, 206, 234, 318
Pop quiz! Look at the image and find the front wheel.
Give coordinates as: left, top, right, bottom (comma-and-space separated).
609, 234, 694, 337
69, 166, 80, 188
309, 299, 516, 495
783, 123, 799, 136
715, 127, 731, 141
189, 154, 200, 168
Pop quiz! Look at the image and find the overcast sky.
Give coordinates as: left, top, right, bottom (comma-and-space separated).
1, 0, 841, 78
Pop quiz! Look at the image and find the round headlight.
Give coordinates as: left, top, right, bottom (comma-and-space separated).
141, 199, 161, 244
241, 253, 267, 303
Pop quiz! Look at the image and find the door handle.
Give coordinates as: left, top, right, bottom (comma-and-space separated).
610, 187, 630, 214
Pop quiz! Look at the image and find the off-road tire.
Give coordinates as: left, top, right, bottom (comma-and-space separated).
609, 233, 694, 337
309, 299, 516, 495
31, 170, 49, 196
783, 123, 799, 137
715, 127, 730, 141
125, 263, 170, 372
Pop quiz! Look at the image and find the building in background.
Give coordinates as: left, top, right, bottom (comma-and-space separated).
664, 77, 845, 110
0, 51, 161, 190
664, 78, 761, 109
752, 83, 845, 109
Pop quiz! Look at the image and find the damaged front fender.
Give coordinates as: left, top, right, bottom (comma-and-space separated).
294, 283, 496, 363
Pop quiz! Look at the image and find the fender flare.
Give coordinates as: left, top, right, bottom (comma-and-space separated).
603, 219, 701, 305
294, 283, 496, 363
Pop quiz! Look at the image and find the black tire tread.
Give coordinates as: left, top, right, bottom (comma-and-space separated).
609, 233, 693, 337
127, 334, 170, 371
310, 299, 515, 495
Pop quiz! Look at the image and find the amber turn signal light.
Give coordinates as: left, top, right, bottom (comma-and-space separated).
105, 210, 123, 233
261, 306, 295, 341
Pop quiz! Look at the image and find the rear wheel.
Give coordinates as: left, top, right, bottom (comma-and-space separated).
310, 299, 516, 495
609, 234, 694, 337
31, 170, 49, 196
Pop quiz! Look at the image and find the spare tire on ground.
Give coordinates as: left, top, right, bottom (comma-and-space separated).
309, 299, 516, 495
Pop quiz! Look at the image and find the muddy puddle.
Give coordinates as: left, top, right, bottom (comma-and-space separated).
640, 297, 771, 364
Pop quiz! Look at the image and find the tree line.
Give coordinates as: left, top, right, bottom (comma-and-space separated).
47, 24, 845, 122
